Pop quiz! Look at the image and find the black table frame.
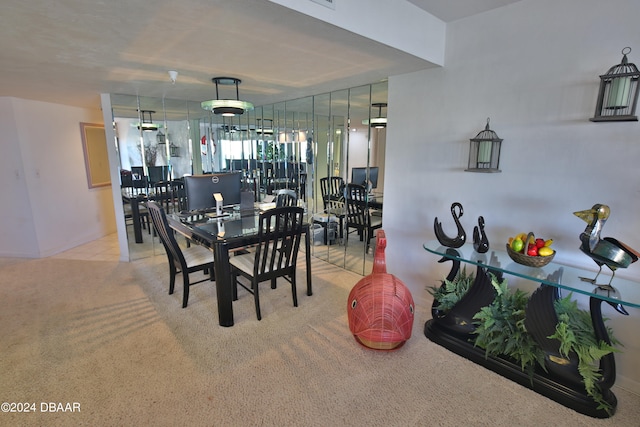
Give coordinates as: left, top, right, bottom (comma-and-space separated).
168, 213, 312, 327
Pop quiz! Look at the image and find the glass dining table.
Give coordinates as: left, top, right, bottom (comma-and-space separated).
166, 207, 312, 327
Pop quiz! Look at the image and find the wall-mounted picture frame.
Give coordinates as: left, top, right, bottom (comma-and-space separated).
80, 122, 110, 189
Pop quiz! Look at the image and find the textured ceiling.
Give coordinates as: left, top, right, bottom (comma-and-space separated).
0, 0, 522, 110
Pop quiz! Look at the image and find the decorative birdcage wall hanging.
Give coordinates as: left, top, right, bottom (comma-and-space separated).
465, 118, 503, 173
590, 47, 640, 122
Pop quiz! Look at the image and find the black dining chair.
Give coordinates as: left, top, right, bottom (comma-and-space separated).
147, 201, 215, 308
345, 183, 382, 252
229, 206, 305, 320
320, 176, 345, 238
153, 180, 173, 213
275, 189, 298, 207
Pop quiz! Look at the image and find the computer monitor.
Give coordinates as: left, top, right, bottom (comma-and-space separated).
183, 172, 242, 211
351, 167, 379, 189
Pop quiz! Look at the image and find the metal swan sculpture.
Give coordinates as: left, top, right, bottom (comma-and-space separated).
574, 204, 639, 286
525, 283, 625, 407
473, 215, 489, 253
434, 202, 466, 248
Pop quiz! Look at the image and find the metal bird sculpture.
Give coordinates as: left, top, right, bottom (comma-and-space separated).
434, 202, 466, 248
574, 204, 639, 286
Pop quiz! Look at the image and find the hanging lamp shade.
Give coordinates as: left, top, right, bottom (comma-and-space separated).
362, 102, 387, 128
256, 118, 273, 136
466, 118, 503, 173
201, 77, 254, 116
590, 47, 640, 122
133, 110, 159, 132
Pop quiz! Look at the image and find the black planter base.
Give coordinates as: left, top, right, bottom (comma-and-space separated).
424, 319, 616, 418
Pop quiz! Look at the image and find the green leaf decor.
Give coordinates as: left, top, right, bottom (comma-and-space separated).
472, 275, 545, 377
549, 295, 621, 413
428, 267, 475, 313
432, 270, 621, 414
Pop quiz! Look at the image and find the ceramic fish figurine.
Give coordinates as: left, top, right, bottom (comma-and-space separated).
473, 216, 489, 253
574, 204, 639, 286
434, 202, 466, 248
347, 230, 415, 350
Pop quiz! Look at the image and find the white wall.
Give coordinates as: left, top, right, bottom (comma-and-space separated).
383, 0, 640, 394
269, 0, 445, 65
0, 97, 116, 257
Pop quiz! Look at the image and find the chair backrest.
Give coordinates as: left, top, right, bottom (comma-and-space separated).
147, 201, 187, 272
170, 179, 187, 212
320, 177, 344, 210
120, 170, 134, 190
131, 166, 145, 179
154, 181, 173, 212
148, 165, 170, 185
345, 183, 369, 229
275, 189, 298, 207
253, 206, 304, 280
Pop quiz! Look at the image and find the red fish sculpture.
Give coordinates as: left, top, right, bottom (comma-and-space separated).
347, 230, 415, 350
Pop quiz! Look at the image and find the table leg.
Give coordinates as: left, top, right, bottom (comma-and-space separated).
305, 225, 312, 296
213, 242, 235, 327
131, 198, 143, 244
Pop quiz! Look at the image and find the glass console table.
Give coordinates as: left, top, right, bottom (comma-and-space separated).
423, 240, 639, 419
423, 240, 640, 309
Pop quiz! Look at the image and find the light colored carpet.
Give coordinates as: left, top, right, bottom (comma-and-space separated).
1, 255, 639, 426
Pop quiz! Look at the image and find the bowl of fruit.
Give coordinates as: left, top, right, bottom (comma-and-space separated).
506, 232, 555, 267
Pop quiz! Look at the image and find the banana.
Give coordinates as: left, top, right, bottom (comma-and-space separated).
544, 239, 553, 247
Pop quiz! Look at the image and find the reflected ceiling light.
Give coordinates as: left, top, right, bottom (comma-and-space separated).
201, 77, 254, 117
256, 118, 273, 135
168, 70, 178, 84
362, 102, 387, 128
132, 110, 159, 132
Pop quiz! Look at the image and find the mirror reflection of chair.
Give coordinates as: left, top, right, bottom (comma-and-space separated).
230, 206, 305, 320
122, 194, 151, 239
130, 166, 149, 194
148, 165, 170, 187
170, 179, 187, 212
120, 169, 134, 192
320, 177, 345, 239
147, 201, 215, 308
275, 189, 298, 207
153, 181, 173, 213
345, 183, 382, 252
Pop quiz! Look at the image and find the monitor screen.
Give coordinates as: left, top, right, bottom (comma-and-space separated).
183, 172, 242, 211
351, 167, 379, 189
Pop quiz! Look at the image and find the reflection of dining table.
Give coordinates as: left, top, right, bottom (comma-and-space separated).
368, 193, 383, 210
122, 189, 175, 244
122, 192, 148, 244
166, 209, 313, 327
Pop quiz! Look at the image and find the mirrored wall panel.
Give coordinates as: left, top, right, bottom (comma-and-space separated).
107, 81, 387, 274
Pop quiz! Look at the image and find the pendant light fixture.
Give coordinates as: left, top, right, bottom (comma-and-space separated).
256, 118, 274, 136
362, 102, 387, 128
201, 77, 254, 116
133, 110, 159, 132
